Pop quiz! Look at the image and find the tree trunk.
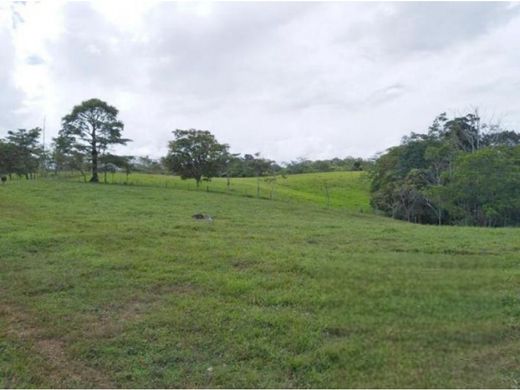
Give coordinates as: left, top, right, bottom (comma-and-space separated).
90, 148, 99, 182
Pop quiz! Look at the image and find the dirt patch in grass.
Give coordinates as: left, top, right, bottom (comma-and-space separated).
231, 259, 258, 270
322, 325, 355, 338
1, 301, 115, 388
150, 282, 198, 295
459, 338, 520, 387
87, 283, 198, 339
87, 300, 149, 340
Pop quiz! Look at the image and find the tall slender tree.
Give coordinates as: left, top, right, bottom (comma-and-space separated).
59, 98, 128, 182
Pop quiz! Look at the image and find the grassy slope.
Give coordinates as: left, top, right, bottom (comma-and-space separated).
0, 179, 519, 388
87, 171, 371, 212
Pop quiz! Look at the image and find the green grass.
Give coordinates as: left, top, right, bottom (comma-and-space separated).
72, 171, 371, 212
1, 178, 519, 388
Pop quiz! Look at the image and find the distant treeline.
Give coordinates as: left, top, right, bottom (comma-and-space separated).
0, 98, 370, 183
281, 157, 369, 175
223, 154, 370, 177
0, 133, 370, 181
370, 112, 520, 227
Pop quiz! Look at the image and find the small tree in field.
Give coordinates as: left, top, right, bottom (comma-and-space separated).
58, 98, 129, 183
4, 128, 43, 179
164, 129, 229, 187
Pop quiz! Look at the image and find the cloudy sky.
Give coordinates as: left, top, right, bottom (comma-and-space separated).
1, 1, 520, 162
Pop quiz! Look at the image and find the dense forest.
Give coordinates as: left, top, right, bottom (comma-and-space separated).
370, 112, 520, 227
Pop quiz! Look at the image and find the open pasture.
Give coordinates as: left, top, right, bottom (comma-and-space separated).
76, 171, 371, 212
0, 178, 519, 387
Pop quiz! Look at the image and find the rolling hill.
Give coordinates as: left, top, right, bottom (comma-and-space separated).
0, 175, 518, 387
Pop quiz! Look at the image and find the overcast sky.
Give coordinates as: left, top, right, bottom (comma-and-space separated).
1, 1, 520, 162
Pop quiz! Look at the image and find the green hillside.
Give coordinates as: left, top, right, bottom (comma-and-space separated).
1, 179, 519, 388
84, 171, 371, 212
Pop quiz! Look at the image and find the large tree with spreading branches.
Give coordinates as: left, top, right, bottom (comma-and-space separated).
58, 98, 129, 182
164, 129, 230, 187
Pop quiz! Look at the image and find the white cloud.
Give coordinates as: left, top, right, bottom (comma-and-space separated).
1, 2, 520, 161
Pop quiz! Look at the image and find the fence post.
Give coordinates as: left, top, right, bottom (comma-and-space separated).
324, 182, 330, 208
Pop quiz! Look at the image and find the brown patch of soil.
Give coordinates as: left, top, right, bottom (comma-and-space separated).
1, 301, 115, 388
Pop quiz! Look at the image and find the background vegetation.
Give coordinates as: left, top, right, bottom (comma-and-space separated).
370, 112, 520, 226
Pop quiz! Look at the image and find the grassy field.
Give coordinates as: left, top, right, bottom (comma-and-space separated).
69, 171, 371, 212
1, 177, 519, 388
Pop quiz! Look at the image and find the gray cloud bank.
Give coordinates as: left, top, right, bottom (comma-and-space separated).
2, 2, 520, 162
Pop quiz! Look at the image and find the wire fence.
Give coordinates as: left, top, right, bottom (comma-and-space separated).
2, 171, 373, 213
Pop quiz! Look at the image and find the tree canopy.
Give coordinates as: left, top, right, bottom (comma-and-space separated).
370, 112, 520, 226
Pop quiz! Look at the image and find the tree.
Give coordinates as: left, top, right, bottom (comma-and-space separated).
58, 98, 129, 183
226, 153, 275, 177
0, 140, 17, 179
370, 111, 520, 226
443, 113, 482, 153
132, 156, 164, 174
283, 156, 370, 174
481, 130, 520, 147
3, 128, 43, 179
442, 147, 520, 226
163, 129, 230, 187
51, 133, 74, 174
51, 134, 90, 181
242, 152, 275, 198
100, 153, 134, 183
